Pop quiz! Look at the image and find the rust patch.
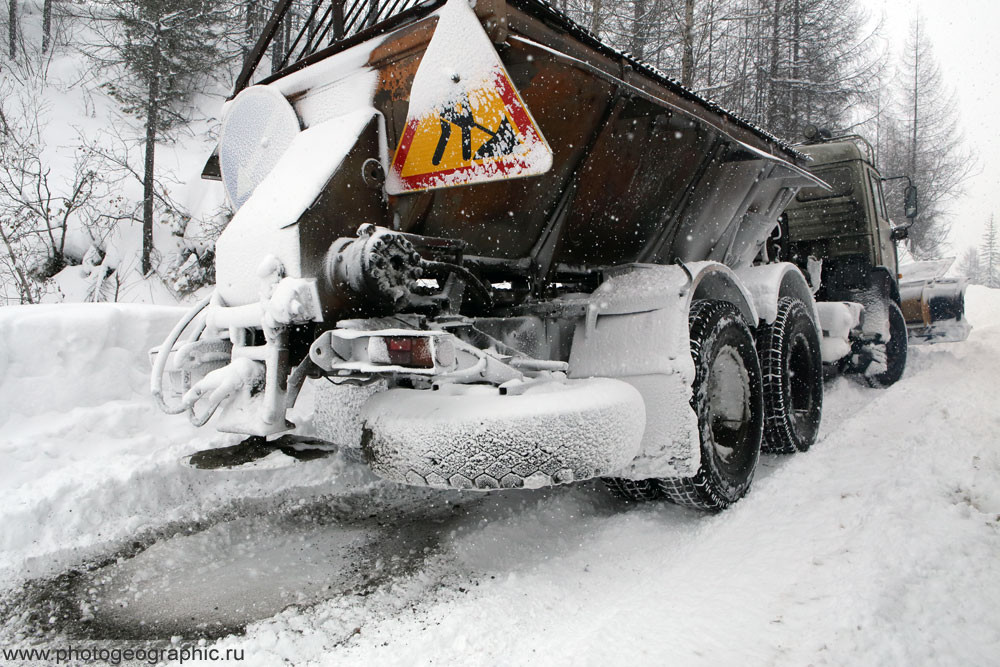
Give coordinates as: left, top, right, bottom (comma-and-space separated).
369, 16, 438, 69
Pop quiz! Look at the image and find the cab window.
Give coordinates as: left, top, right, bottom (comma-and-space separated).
796, 166, 854, 202
868, 170, 888, 219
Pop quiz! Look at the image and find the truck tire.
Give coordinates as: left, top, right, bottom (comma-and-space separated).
604, 478, 663, 502
866, 302, 907, 387
756, 297, 823, 454
360, 378, 645, 490
658, 300, 764, 512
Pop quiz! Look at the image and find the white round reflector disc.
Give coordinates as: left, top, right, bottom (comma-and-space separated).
219, 86, 301, 210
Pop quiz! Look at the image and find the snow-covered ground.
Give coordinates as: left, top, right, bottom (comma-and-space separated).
1, 288, 999, 665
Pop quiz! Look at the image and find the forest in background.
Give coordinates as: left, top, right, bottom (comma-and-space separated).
0, 0, 992, 305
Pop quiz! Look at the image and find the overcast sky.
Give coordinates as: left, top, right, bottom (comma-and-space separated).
880, 0, 1000, 256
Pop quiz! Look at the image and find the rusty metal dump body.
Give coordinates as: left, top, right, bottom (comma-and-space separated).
220, 0, 817, 308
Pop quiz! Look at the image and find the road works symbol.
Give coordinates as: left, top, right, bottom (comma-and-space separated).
387, 72, 553, 194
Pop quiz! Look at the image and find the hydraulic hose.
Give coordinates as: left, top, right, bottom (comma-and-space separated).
419, 259, 494, 311
150, 294, 213, 415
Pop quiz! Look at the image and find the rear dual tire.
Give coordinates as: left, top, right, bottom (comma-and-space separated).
756, 297, 823, 454
608, 300, 764, 511
658, 300, 764, 510
608, 296, 825, 511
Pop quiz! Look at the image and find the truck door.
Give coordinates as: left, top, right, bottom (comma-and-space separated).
868, 169, 896, 275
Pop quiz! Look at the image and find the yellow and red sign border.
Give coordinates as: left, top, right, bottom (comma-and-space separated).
388, 72, 549, 193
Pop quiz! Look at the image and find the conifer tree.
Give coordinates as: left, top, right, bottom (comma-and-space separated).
982, 215, 999, 288
86, 0, 227, 275
881, 17, 974, 258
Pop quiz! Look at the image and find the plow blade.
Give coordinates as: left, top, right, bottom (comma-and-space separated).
899, 262, 971, 343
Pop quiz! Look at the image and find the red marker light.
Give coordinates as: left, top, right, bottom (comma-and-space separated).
384, 336, 433, 368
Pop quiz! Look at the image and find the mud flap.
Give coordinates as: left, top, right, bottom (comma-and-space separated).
186, 435, 339, 470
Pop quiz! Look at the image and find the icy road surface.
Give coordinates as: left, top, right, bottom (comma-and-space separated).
1, 289, 999, 665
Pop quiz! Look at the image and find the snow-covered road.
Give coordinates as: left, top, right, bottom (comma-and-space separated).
1, 289, 999, 666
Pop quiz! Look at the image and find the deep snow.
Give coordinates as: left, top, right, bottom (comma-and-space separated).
0, 288, 999, 665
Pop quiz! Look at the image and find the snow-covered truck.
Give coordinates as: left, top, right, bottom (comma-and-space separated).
778, 130, 969, 381
151, 0, 917, 511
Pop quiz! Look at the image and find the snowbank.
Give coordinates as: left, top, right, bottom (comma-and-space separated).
0, 304, 366, 584
965, 284, 1000, 328
0, 304, 183, 424
2, 0, 230, 308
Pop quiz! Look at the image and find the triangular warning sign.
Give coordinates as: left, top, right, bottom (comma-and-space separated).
386, 0, 553, 194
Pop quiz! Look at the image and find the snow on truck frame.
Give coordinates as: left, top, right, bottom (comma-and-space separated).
151, 0, 914, 511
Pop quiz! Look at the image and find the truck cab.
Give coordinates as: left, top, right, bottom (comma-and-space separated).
778, 130, 968, 382
777, 133, 913, 386
781, 135, 902, 301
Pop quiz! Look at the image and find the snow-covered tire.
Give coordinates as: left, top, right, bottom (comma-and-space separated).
866, 302, 907, 388
359, 378, 645, 490
658, 300, 763, 512
604, 478, 663, 502
756, 297, 823, 454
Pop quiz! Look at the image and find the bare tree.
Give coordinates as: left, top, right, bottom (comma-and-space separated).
42, 0, 52, 52
746, 0, 884, 140
7, 0, 17, 59
589, 0, 604, 34
884, 17, 975, 258
567, 0, 883, 142
0, 94, 110, 304
680, 0, 695, 87
956, 246, 985, 286
630, 0, 650, 60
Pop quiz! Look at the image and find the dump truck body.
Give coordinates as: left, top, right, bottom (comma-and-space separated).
211, 0, 817, 309
153, 0, 834, 511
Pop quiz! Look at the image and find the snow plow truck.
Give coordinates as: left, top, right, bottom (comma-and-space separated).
151, 0, 960, 511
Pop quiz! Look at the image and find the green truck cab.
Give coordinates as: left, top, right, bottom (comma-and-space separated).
779, 134, 913, 385
782, 135, 907, 300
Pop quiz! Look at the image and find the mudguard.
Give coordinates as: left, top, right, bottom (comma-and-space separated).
567, 262, 759, 480
735, 262, 819, 326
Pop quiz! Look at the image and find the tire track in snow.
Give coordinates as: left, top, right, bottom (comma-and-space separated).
193, 342, 1000, 666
